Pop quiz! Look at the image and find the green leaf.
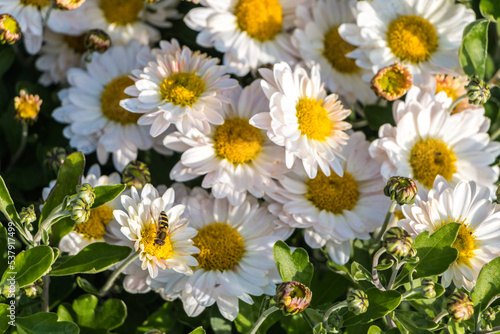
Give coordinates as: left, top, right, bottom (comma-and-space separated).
91, 184, 126, 209
394, 310, 437, 333
0, 47, 15, 78
50, 242, 131, 276
16, 312, 79, 334
367, 325, 383, 334
280, 313, 310, 334
189, 327, 206, 334
40, 152, 85, 224
0, 303, 10, 333
310, 270, 350, 308
0, 225, 7, 277
395, 223, 460, 287
71, 294, 127, 330
471, 256, 500, 309
56, 304, 74, 322
351, 262, 373, 282
480, 0, 500, 22
0, 175, 21, 226
343, 288, 402, 326
447, 319, 466, 334
75, 277, 99, 295
210, 314, 232, 334
0, 245, 53, 288
50, 217, 75, 248
136, 302, 177, 333
459, 19, 489, 79
364, 105, 395, 131
273, 241, 314, 286
235, 298, 281, 334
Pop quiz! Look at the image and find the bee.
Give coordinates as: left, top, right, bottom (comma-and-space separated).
151, 210, 188, 246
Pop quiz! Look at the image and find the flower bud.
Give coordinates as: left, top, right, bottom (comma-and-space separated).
22, 278, 43, 298
465, 75, 490, 105
77, 183, 95, 207
70, 197, 91, 224
371, 63, 413, 101
53, 0, 86, 10
420, 278, 436, 299
274, 281, 312, 316
14, 90, 42, 125
84, 29, 111, 53
407, 247, 417, 259
45, 147, 66, 172
384, 176, 418, 205
0, 14, 21, 45
347, 289, 369, 315
383, 227, 413, 258
122, 161, 151, 189
447, 291, 474, 322
20, 204, 36, 225
483, 307, 496, 322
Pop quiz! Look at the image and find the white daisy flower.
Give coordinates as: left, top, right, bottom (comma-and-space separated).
338, 0, 475, 83
148, 188, 282, 321
164, 80, 286, 206
52, 41, 171, 172
268, 132, 389, 264
250, 62, 351, 179
112, 183, 199, 278
184, 0, 304, 76
293, 0, 377, 106
369, 86, 500, 196
41, 164, 121, 255
75, 0, 181, 46
0, 0, 88, 54
35, 29, 86, 86
399, 176, 500, 290
120, 39, 238, 136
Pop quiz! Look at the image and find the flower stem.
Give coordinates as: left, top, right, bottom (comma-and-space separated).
478, 325, 500, 334
6, 123, 28, 173
372, 248, 387, 291
41, 275, 50, 312
433, 310, 448, 323
322, 301, 347, 331
386, 261, 405, 290
248, 306, 279, 334
97, 252, 140, 297
371, 201, 397, 247
447, 94, 467, 113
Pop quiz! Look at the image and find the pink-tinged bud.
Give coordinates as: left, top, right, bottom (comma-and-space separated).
274, 281, 312, 315
372, 63, 413, 101
383, 227, 413, 258
84, 29, 111, 53
447, 291, 474, 322
0, 14, 21, 45
384, 176, 418, 205
53, 0, 86, 10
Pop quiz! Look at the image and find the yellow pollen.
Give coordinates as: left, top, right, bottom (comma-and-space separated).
305, 170, 359, 214
193, 222, 245, 271
213, 118, 264, 165
387, 15, 438, 63
140, 224, 174, 260
323, 26, 359, 73
99, 0, 144, 25
101, 75, 141, 125
372, 63, 413, 101
159, 72, 205, 107
20, 0, 50, 8
296, 97, 332, 141
409, 138, 457, 189
2, 15, 19, 35
63, 34, 87, 54
452, 223, 479, 267
74, 205, 114, 240
14, 90, 42, 123
435, 75, 469, 114
234, 0, 283, 42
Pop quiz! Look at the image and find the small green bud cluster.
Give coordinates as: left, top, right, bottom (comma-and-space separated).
69, 183, 95, 224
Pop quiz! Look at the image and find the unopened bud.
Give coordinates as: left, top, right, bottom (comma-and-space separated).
22, 278, 43, 298
465, 75, 490, 105
14, 90, 42, 125
84, 29, 111, 53
483, 307, 496, 322
384, 176, 418, 205
383, 227, 413, 258
274, 281, 312, 316
0, 14, 21, 45
45, 147, 66, 172
447, 291, 474, 322
420, 278, 436, 299
122, 161, 151, 189
53, 0, 86, 10
407, 247, 417, 259
20, 204, 36, 225
76, 183, 95, 207
347, 289, 369, 315
371, 63, 413, 101
70, 197, 91, 224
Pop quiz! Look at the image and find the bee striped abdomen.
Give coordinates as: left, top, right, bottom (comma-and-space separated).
154, 211, 169, 246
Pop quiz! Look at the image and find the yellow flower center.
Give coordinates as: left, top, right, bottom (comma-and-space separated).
373, 64, 412, 100
213, 118, 264, 165
409, 138, 457, 189
2, 15, 20, 35
193, 222, 245, 271
20, 0, 50, 8
387, 15, 438, 63
234, 0, 283, 42
323, 26, 359, 73
305, 170, 359, 214
296, 97, 332, 141
452, 223, 479, 267
140, 223, 175, 260
436, 85, 459, 101
14, 96, 41, 121
63, 34, 87, 54
101, 75, 141, 125
159, 72, 205, 107
74, 205, 114, 240
99, 0, 144, 25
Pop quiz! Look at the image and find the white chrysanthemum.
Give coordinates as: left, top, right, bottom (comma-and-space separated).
52, 41, 171, 172
35, 29, 86, 86
164, 80, 286, 206
113, 184, 199, 278
399, 176, 500, 290
75, 0, 181, 46
338, 0, 475, 84
120, 39, 238, 136
250, 62, 351, 179
148, 188, 282, 321
293, 0, 376, 106
0, 0, 88, 54
40, 164, 121, 255
369, 86, 500, 196
268, 132, 389, 264
184, 0, 304, 76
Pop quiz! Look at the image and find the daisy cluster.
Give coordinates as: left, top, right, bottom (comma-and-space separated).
6, 0, 500, 323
